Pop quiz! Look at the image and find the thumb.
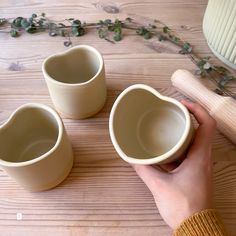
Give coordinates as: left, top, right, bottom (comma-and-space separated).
132, 164, 169, 195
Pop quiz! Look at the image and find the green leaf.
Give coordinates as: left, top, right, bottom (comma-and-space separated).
72, 27, 79, 36
179, 42, 192, 54
12, 17, 23, 28
213, 66, 228, 75
136, 27, 145, 35
218, 75, 235, 88
10, 29, 18, 37
173, 36, 180, 43
98, 28, 106, 38
79, 28, 85, 36
136, 27, 152, 39
38, 19, 44, 26
195, 58, 211, 76
72, 20, 81, 26
163, 26, 170, 33
28, 17, 34, 23
144, 32, 152, 39
113, 34, 122, 41
214, 88, 224, 95
72, 26, 85, 36
182, 42, 192, 53
21, 18, 30, 28
108, 25, 115, 31
114, 27, 121, 34
183, 42, 190, 49
25, 24, 37, 33
197, 60, 205, 67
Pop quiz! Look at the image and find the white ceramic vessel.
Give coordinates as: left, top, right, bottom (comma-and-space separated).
0, 103, 74, 191
203, 0, 236, 69
109, 84, 194, 165
42, 45, 107, 119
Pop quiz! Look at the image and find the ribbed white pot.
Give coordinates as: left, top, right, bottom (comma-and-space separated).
203, 0, 236, 70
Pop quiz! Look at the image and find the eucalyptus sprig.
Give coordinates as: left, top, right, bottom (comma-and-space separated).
0, 13, 235, 99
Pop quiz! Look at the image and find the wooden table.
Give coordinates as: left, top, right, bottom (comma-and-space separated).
0, 0, 236, 235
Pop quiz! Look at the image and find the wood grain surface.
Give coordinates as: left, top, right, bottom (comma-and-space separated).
171, 69, 236, 145
0, 0, 236, 235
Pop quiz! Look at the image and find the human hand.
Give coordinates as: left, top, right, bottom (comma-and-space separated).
132, 101, 216, 229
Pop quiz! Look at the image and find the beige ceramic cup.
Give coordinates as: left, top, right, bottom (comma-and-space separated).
42, 45, 107, 119
0, 103, 74, 191
109, 84, 194, 165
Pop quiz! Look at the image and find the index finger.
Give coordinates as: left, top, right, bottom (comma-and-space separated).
181, 100, 216, 148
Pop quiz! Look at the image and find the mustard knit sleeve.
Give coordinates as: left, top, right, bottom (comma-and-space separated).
173, 209, 228, 236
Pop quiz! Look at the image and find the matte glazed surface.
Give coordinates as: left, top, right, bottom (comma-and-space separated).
45, 48, 100, 84
0, 104, 74, 191
110, 85, 193, 164
0, 107, 58, 163
113, 89, 186, 158
1, 0, 236, 234
43, 45, 107, 119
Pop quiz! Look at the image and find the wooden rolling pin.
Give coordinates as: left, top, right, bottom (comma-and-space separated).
171, 69, 236, 145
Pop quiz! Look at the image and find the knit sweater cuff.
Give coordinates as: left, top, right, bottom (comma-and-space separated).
173, 209, 228, 236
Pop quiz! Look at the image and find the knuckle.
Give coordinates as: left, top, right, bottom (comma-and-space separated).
193, 104, 206, 116
194, 103, 203, 111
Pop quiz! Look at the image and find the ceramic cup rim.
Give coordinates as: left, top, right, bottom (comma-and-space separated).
42, 45, 104, 87
109, 84, 191, 165
0, 103, 63, 167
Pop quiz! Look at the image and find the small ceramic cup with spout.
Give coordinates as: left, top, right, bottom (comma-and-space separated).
42, 45, 107, 119
109, 84, 194, 165
0, 103, 74, 191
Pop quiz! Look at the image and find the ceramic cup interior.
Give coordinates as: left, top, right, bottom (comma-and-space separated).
44, 46, 101, 84
0, 106, 59, 163
112, 88, 187, 159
